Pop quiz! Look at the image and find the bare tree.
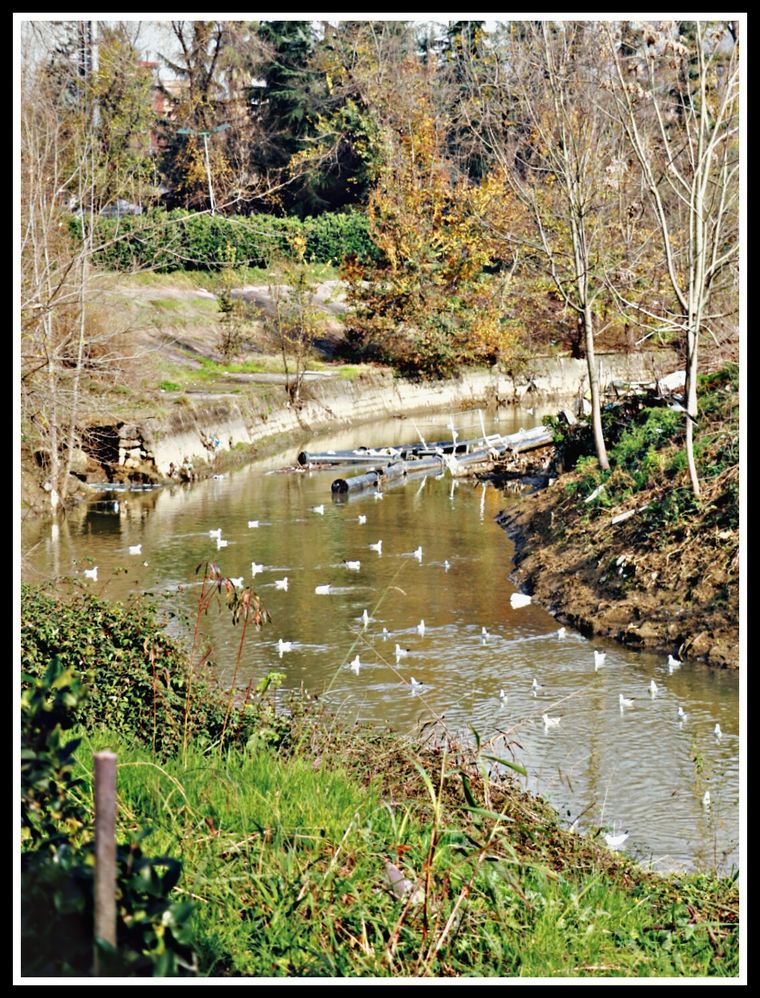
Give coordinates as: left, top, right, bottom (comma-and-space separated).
606, 20, 739, 497
465, 23, 628, 470
20, 21, 157, 513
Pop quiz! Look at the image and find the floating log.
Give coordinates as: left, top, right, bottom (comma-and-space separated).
299, 439, 469, 466
331, 469, 382, 494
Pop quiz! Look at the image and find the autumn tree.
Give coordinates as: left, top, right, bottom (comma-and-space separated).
157, 20, 273, 213
461, 22, 649, 469
284, 21, 411, 215
342, 51, 519, 377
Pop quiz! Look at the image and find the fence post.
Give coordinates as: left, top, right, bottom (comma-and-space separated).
93, 750, 117, 975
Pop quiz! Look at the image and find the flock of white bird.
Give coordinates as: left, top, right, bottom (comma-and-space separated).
79, 486, 728, 849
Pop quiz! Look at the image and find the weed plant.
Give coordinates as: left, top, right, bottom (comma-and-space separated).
20, 558, 739, 978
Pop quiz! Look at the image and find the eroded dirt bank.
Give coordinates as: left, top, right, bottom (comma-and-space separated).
495, 482, 738, 670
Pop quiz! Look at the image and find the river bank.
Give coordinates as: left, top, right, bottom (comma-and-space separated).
21, 345, 677, 519
489, 368, 740, 671
21, 582, 740, 978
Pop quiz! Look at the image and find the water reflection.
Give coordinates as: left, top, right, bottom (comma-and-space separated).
20, 407, 740, 874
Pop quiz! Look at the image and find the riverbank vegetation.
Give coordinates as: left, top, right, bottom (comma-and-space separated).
21, 580, 739, 977
20, 19, 738, 514
496, 363, 739, 667
19, 16, 741, 978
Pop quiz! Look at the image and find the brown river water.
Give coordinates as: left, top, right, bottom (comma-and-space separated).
20, 406, 741, 875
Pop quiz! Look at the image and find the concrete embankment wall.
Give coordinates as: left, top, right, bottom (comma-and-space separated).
115, 350, 679, 479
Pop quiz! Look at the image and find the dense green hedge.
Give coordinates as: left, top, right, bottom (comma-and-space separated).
71, 208, 379, 272
20, 583, 291, 757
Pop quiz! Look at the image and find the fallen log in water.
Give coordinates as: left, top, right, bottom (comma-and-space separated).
331, 469, 382, 494
331, 456, 444, 495
299, 439, 469, 466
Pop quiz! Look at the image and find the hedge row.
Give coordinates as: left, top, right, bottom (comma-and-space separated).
71, 208, 380, 273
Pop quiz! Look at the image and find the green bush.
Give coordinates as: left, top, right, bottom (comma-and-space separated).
20, 583, 291, 757
21, 656, 197, 977
303, 211, 380, 266
71, 209, 378, 273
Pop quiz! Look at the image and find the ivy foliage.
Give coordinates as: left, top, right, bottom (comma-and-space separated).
20, 656, 197, 977
69, 208, 379, 273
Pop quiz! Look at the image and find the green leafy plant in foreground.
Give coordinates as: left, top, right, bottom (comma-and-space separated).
21, 656, 197, 976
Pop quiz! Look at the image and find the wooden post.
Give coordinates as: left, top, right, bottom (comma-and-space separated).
93, 751, 117, 975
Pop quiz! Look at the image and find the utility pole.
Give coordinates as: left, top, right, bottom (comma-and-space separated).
202, 132, 214, 214
177, 123, 231, 215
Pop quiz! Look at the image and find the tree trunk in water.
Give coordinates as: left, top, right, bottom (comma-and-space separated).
584, 306, 609, 471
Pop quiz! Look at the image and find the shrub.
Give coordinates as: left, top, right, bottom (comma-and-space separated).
71, 209, 378, 273
20, 656, 197, 976
20, 582, 290, 757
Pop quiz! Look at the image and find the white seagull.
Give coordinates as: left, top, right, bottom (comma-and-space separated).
381, 627, 390, 640
248, 520, 259, 529
128, 544, 142, 555
557, 627, 566, 639
274, 577, 288, 591
83, 567, 98, 581
482, 627, 490, 642
349, 655, 361, 675
668, 654, 682, 673
409, 676, 423, 693
619, 694, 635, 709
369, 540, 383, 554
543, 713, 561, 728
531, 677, 543, 695
315, 584, 331, 595
594, 650, 606, 671
510, 593, 532, 609
277, 639, 293, 657
251, 562, 264, 576
357, 515, 367, 524
311, 504, 325, 515
344, 560, 361, 571
360, 608, 370, 627
373, 491, 384, 500
677, 705, 688, 722
714, 723, 722, 739
417, 619, 426, 636
649, 680, 658, 696
499, 689, 508, 703
443, 560, 450, 572
412, 546, 423, 562
604, 830, 629, 849
395, 644, 409, 662
230, 577, 244, 588
216, 537, 229, 549
209, 528, 222, 540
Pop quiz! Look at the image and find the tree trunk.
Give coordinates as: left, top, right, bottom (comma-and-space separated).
584, 305, 609, 471
685, 322, 701, 498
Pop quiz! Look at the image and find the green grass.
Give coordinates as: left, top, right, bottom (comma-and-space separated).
69, 722, 738, 978
22, 582, 739, 978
